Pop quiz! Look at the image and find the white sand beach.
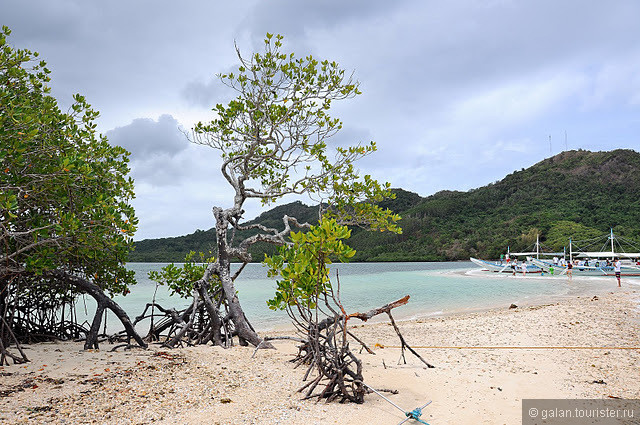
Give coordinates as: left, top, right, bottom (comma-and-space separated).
1, 287, 638, 424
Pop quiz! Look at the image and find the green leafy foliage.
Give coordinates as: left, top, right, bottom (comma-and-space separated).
264, 218, 354, 310
191, 34, 400, 233
148, 251, 219, 298
1, 26, 137, 295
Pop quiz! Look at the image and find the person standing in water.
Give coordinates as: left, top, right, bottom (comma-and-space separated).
614, 257, 622, 287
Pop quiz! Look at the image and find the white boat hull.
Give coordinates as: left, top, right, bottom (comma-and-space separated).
470, 257, 540, 273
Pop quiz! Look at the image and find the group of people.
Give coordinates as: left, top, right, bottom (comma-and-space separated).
552, 256, 567, 267
499, 254, 527, 275
561, 257, 622, 286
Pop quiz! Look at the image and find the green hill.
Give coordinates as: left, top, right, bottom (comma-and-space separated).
130, 149, 640, 262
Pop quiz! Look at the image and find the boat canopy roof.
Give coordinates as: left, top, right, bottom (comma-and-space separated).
575, 252, 640, 258
510, 251, 564, 256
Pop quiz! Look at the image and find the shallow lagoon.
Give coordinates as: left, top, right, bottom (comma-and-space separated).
82, 261, 633, 333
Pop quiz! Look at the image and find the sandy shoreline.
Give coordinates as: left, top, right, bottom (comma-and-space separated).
1, 287, 639, 424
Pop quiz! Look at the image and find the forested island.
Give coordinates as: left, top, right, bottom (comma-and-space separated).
131, 148, 640, 263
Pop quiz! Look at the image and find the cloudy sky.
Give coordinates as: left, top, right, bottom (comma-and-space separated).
3, 0, 640, 240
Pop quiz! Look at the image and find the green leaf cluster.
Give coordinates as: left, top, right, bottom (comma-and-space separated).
1, 26, 137, 295
264, 218, 354, 311
148, 251, 219, 299
192, 33, 397, 227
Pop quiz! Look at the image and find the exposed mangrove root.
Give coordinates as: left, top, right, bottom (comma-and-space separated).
130, 284, 241, 349
282, 288, 435, 404
386, 311, 435, 368
347, 295, 435, 368
131, 210, 308, 350
0, 270, 147, 365
280, 271, 434, 404
48, 271, 147, 350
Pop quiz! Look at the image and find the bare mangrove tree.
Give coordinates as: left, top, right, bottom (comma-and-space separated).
141, 34, 432, 404
145, 34, 400, 349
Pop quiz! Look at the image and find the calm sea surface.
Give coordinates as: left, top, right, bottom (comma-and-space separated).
85, 262, 632, 333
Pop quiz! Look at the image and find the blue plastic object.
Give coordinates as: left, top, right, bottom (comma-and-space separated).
405, 406, 430, 424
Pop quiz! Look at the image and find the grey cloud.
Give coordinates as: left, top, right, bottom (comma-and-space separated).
1, 1, 85, 44
322, 1, 640, 114
127, 143, 222, 188
328, 126, 373, 148
106, 114, 188, 159
238, 0, 412, 56
4, 0, 639, 240
181, 65, 238, 108
105, 115, 223, 189
2, 1, 256, 128
182, 78, 220, 108
242, 0, 407, 40
129, 153, 192, 187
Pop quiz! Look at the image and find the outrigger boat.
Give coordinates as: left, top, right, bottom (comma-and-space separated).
530, 229, 640, 276
470, 239, 544, 273
470, 257, 540, 273
472, 230, 640, 276
529, 258, 614, 275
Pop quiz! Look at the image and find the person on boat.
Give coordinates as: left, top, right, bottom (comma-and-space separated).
553, 256, 559, 266
521, 261, 527, 276
614, 257, 622, 287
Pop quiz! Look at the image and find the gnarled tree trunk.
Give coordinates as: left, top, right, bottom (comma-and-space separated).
48, 270, 147, 350
212, 206, 273, 348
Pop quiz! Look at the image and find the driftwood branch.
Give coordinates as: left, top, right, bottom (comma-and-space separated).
387, 311, 435, 368
347, 295, 410, 322
346, 295, 435, 368
347, 330, 375, 355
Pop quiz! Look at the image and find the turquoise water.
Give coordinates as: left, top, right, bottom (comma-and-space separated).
82, 262, 631, 334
